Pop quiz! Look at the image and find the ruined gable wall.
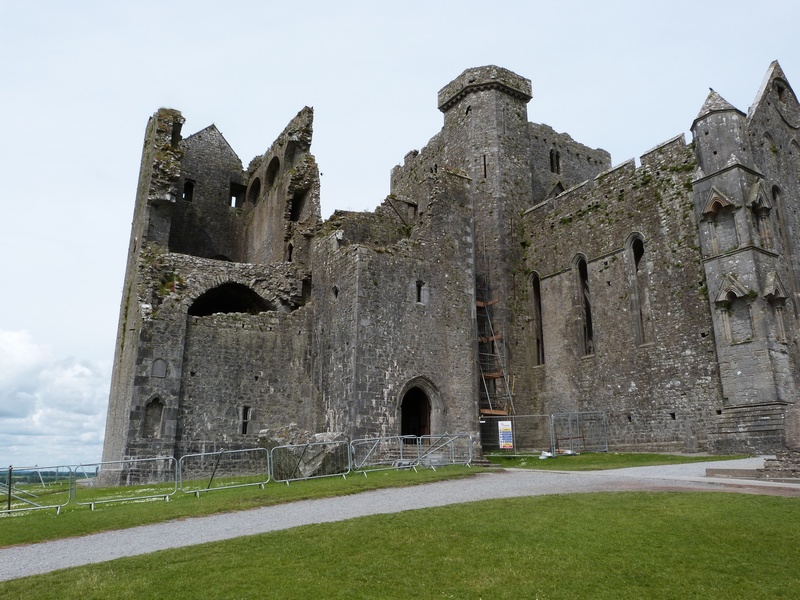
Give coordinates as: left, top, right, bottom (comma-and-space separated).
520, 137, 721, 451
169, 127, 246, 261
747, 71, 800, 343
242, 108, 321, 266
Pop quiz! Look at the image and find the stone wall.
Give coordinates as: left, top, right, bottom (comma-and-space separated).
519, 136, 722, 451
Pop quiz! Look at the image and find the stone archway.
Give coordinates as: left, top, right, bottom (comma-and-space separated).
401, 387, 431, 437
397, 377, 445, 437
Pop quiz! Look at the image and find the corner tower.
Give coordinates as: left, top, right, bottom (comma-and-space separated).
438, 67, 533, 384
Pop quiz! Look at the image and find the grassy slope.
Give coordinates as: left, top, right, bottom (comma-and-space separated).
2, 492, 798, 599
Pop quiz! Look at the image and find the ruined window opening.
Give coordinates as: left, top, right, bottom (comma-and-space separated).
416, 280, 425, 304
265, 156, 280, 191
301, 278, 312, 305
248, 177, 262, 204
241, 406, 251, 435
188, 283, 271, 317
182, 180, 195, 202
627, 236, 653, 345
401, 387, 431, 439
574, 257, 594, 355
170, 121, 182, 148
669, 412, 676, 420
287, 243, 294, 263
229, 182, 247, 208
290, 189, 309, 222
550, 149, 561, 174
143, 398, 164, 439
483, 154, 487, 178
152, 359, 167, 378
530, 272, 545, 365
332, 285, 339, 300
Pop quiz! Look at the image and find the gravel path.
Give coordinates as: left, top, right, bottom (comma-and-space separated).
2, 457, 798, 581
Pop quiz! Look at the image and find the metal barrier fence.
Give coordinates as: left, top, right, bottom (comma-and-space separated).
1, 432, 478, 514
350, 434, 473, 473
416, 434, 473, 468
270, 440, 351, 483
350, 435, 420, 473
1, 465, 73, 515
480, 414, 554, 456
552, 411, 609, 453
179, 448, 269, 495
74, 457, 178, 510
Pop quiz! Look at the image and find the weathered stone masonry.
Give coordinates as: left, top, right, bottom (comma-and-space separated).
103, 62, 800, 463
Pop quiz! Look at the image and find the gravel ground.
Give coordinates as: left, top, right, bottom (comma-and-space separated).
2, 456, 798, 582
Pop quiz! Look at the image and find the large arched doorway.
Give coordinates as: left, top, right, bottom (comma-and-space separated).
401, 387, 431, 437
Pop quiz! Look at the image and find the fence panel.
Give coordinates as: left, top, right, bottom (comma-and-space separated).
74, 457, 177, 509
480, 414, 554, 456
551, 411, 608, 453
179, 448, 269, 495
270, 441, 351, 483
1, 465, 73, 515
417, 434, 473, 467
350, 436, 419, 473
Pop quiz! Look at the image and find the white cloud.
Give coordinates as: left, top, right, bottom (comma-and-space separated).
0, 330, 109, 468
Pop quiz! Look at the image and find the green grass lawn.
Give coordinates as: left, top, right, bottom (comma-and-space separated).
0, 466, 484, 547
2, 492, 797, 599
487, 452, 749, 470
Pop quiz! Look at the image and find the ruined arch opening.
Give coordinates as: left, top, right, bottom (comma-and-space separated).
401, 387, 431, 438
265, 157, 280, 191
188, 283, 272, 316
248, 177, 262, 204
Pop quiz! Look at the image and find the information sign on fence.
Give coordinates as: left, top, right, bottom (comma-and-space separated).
498, 421, 514, 449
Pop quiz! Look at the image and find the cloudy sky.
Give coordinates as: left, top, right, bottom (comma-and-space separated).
2, 0, 799, 467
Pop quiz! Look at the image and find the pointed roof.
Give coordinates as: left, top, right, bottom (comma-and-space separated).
748, 61, 786, 118
182, 124, 242, 165
697, 89, 738, 118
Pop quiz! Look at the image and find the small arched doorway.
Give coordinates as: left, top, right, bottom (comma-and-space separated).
401, 387, 431, 437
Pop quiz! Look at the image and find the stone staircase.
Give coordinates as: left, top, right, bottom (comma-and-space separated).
707, 403, 787, 454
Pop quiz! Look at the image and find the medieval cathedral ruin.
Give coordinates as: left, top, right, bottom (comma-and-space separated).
103, 62, 800, 462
